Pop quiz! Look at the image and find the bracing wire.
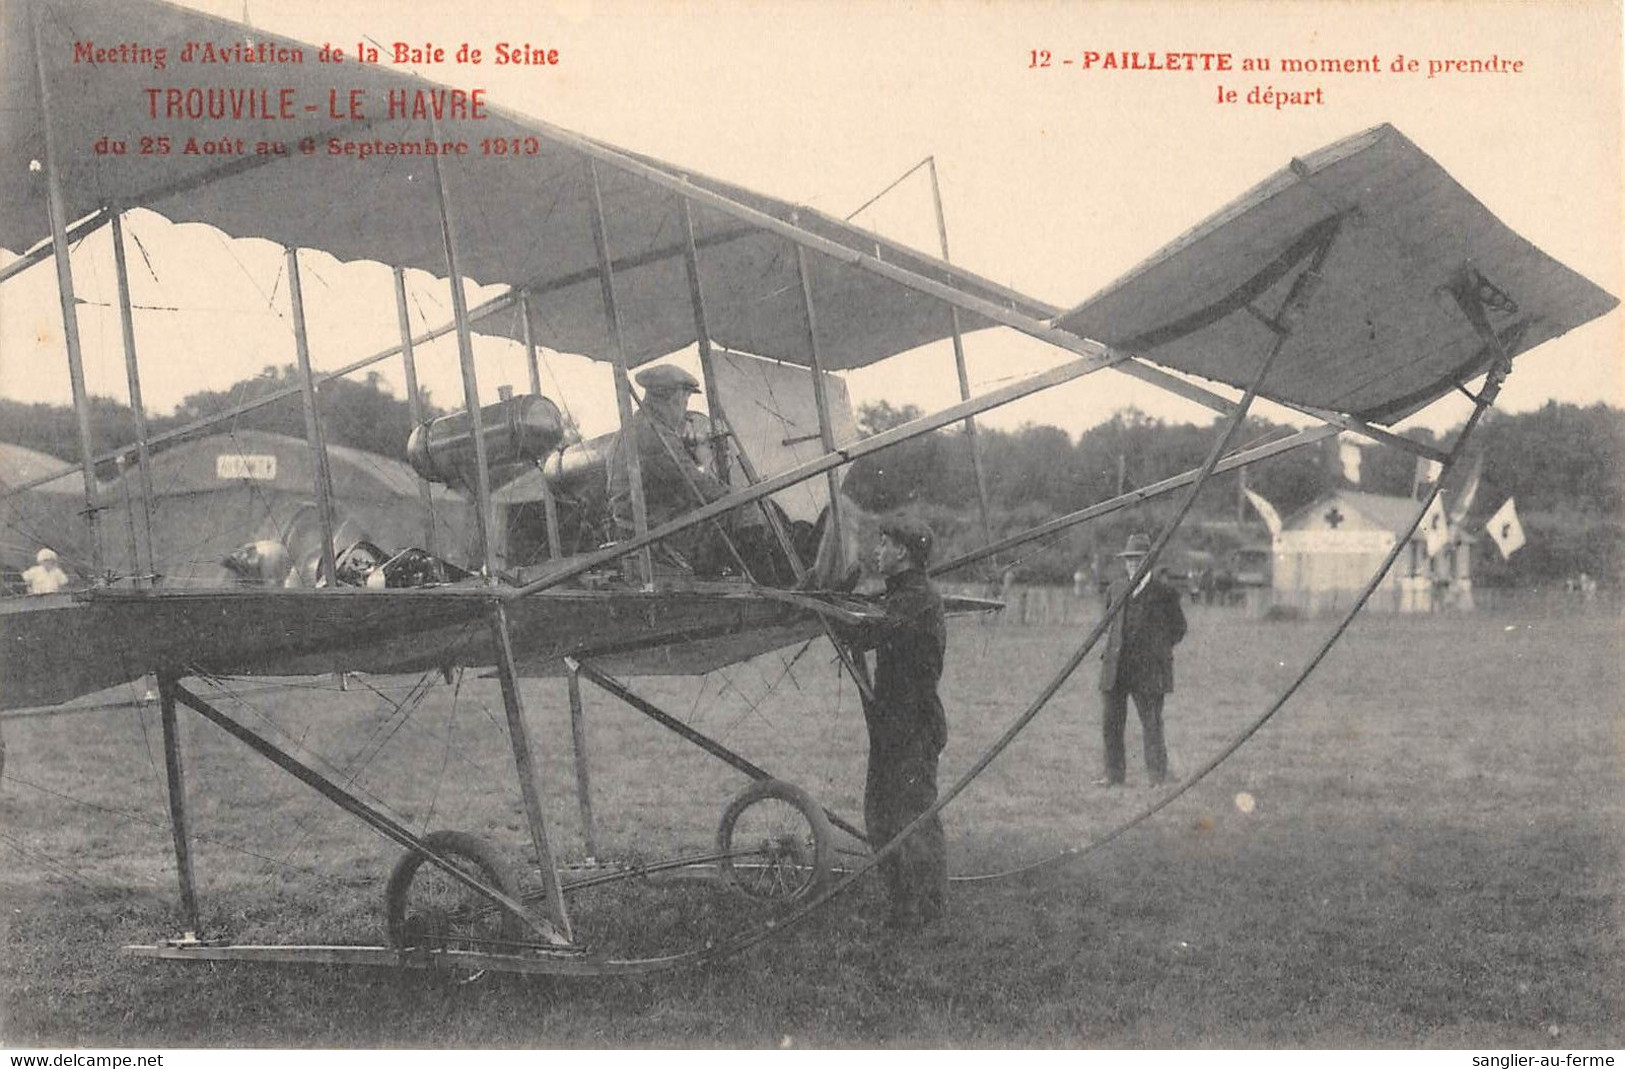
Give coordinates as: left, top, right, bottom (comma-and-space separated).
0, 825, 100, 890
0, 768, 409, 897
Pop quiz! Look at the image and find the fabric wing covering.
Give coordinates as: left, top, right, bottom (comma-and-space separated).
1054, 124, 1617, 424
1, 0, 1053, 373
2, 1, 1614, 421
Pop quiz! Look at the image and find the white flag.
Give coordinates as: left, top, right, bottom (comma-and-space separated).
1450, 456, 1483, 527
1244, 487, 1282, 539
1487, 497, 1526, 559
1339, 440, 1363, 485
1414, 455, 1443, 498
1421, 493, 1451, 558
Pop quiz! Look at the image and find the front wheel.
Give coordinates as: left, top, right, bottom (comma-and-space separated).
384, 830, 522, 952
716, 779, 833, 904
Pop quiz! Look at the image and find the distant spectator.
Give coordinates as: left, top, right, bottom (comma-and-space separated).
22, 548, 69, 595
1095, 532, 1187, 787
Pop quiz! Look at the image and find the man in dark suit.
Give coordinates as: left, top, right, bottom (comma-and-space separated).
1097, 532, 1187, 787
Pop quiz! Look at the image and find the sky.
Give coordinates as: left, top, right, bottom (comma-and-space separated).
1, 0, 1619, 445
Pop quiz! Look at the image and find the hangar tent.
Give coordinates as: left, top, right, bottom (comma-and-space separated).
0, 441, 91, 589
1272, 489, 1471, 615
98, 430, 475, 586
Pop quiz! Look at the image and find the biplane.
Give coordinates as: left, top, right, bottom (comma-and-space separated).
0, 0, 1615, 977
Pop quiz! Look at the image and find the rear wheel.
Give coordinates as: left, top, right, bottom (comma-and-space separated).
384, 830, 522, 952
716, 779, 833, 904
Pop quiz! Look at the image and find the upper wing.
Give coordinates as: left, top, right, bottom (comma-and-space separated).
1, 0, 1053, 372
1053, 124, 1617, 424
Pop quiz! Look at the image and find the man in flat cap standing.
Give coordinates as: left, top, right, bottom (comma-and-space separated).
607, 364, 734, 571
842, 516, 949, 930
1097, 531, 1187, 787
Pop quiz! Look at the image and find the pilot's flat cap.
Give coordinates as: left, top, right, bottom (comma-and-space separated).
635, 364, 701, 394
880, 516, 934, 567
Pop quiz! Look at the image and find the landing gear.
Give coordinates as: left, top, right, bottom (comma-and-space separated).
716, 779, 833, 904
384, 830, 523, 952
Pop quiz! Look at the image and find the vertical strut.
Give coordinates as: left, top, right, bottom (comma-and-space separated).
31, 6, 103, 581
517, 299, 564, 555
114, 456, 140, 581
790, 219, 847, 571
926, 158, 994, 552
679, 199, 728, 483
393, 267, 439, 556
285, 247, 340, 587
430, 124, 569, 937
109, 211, 157, 582
516, 295, 561, 558
519, 292, 543, 397
587, 158, 653, 584
491, 603, 571, 938
429, 125, 499, 579
157, 674, 199, 934
566, 662, 598, 859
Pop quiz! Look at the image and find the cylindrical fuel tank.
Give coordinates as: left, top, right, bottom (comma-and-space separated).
407, 393, 565, 487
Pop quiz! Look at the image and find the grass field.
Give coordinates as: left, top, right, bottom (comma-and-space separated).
1, 598, 1620, 1048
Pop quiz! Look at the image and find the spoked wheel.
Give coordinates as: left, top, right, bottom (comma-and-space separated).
384, 830, 523, 952
716, 779, 833, 904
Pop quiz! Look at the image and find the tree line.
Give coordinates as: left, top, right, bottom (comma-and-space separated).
842, 399, 1622, 588
0, 365, 438, 475
4, 370, 1618, 587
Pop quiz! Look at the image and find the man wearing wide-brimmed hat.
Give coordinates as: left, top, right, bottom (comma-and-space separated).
1097, 531, 1187, 787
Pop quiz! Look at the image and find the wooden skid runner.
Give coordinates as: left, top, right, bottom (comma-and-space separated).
120, 942, 663, 977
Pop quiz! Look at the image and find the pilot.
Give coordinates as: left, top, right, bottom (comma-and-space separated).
606, 364, 741, 573
22, 547, 70, 595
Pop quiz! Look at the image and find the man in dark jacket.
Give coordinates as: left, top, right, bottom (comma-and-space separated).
843, 516, 948, 929
1098, 532, 1187, 786
606, 365, 728, 560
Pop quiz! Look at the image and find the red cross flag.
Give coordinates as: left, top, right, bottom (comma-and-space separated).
1487, 497, 1527, 559
1421, 493, 1452, 558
